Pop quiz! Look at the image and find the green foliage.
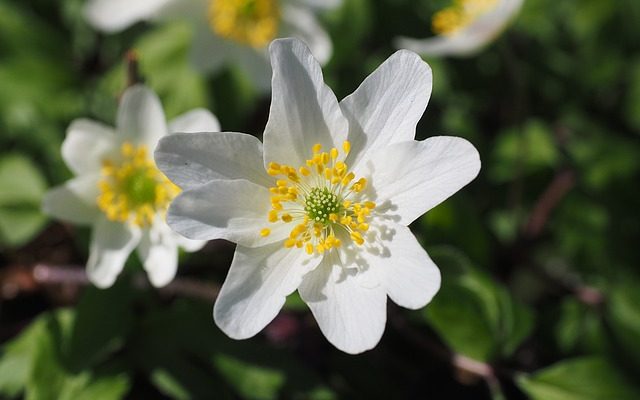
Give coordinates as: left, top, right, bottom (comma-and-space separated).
518, 357, 640, 400
0, 154, 47, 247
424, 247, 533, 361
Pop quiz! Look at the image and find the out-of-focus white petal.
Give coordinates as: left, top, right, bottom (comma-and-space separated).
360, 136, 480, 225
42, 174, 101, 225
263, 38, 348, 168
62, 119, 116, 175
214, 242, 321, 339
361, 223, 441, 309
280, 5, 332, 65
394, 0, 524, 57
116, 84, 168, 147
166, 179, 289, 247
340, 50, 432, 169
174, 233, 207, 252
138, 223, 179, 287
188, 24, 235, 74
83, 0, 172, 33
155, 132, 271, 189
286, 0, 343, 10
169, 108, 221, 134
299, 253, 387, 354
87, 217, 141, 288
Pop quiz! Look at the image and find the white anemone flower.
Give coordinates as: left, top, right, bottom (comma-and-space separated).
42, 85, 219, 288
83, 0, 340, 89
155, 38, 481, 354
395, 0, 524, 57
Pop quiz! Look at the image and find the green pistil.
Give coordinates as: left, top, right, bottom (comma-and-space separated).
304, 187, 341, 224
123, 171, 157, 206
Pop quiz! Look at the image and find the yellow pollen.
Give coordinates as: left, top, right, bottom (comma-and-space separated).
97, 142, 179, 228
432, 0, 497, 36
208, 0, 280, 48
260, 228, 271, 237
261, 142, 377, 255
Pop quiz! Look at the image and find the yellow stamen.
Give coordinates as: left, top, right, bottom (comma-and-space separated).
208, 0, 280, 48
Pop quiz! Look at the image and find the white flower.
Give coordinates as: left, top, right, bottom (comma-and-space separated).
42, 85, 219, 288
83, 0, 340, 89
155, 38, 481, 354
395, 0, 523, 57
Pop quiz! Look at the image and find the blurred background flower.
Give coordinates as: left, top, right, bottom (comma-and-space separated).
1, 0, 640, 399
395, 0, 524, 57
84, 0, 339, 89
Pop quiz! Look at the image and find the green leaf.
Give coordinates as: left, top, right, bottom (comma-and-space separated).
214, 354, 285, 400
489, 119, 559, 183
65, 282, 134, 371
0, 154, 48, 247
517, 357, 640, 400
606, 280, 640, 371
424, 247, 533, 361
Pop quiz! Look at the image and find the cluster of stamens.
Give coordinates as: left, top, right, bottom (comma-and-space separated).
432, 0, 497, 35
97, 142, 180, 227
260, 141, 376, 255
208, 0, 280, 48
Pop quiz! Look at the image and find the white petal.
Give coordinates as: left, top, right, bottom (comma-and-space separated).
287, 0, 342, 10
188, 24, 234, 74
83, 0, 171, 32
340, 50, 432, 169
362, 223, 440, 309
173, 231, 207, 252
42, 174, 101, 225
169, 108, 220, 134
362, 136, 480, 225
263, 38, 348, 168
155, 131, 271, 189
280, 5, 332, 65
138, 224, 179, 287
62, 119, 116, 175
116, 84, 168, 147
394, 0, 523, 57
87, 217, 141, 288
166, 179, 288, 247
299, 253, 387, 354
214, 242, 321, 339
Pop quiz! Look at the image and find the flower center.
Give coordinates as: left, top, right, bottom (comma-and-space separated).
261, 141, 376, 255
208, 0, 280, 48
97, 142, 180, 227
431, 0, 497, 36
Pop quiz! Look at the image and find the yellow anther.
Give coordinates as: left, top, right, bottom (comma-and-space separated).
260, 228, 271, 237
268, 210, 279, 222
281, 214, 293, 223
305, 243, 313, 255
321, 152, 330, 165
329, 213, 338, 223
284, 238, 296, 248
341, 172, 355, 186
324, 168, 332, 180
343, 200, 352, 208
330, 148, 338, 159
299, 166, 310, 176
350, 231, 364, 246
268, 162, 281, 170
276, 179, 288, 187
312, 143, 322, 154
267, 168, 280, 176
343, 141, 351, 154
358, 223, 369, 231
316, 244, 326, 254
364, 201, 376, 209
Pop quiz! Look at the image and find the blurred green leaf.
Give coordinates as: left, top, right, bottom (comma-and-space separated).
424, 247, 533, 361
65, 282, 134, 371
489, 119, 559, 183
214, 354, 285, 400
606, 280, 640, 371
517, 357, 640, 400
0, 153, 47, 247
